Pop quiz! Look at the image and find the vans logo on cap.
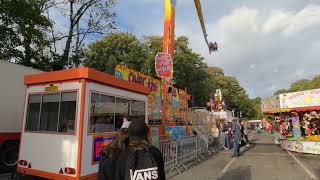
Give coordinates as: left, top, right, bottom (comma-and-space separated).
130, 167, 158, 180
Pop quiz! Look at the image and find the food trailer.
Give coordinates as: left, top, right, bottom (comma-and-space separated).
17, 67, 149, 179
262, 89, 320, 155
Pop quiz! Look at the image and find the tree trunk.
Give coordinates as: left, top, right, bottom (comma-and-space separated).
59, 0, 75, 70
60, 26, 74, 68
23, 27, 32, 67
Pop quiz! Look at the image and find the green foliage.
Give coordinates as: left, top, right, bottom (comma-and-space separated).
83, 33, 147, 74
173, 37, 210, 106
83, 33, 257, 116
274, 89, 288, 95
207, 67, 258, 119
0, 0, 52, 70
274, 75, 320, 95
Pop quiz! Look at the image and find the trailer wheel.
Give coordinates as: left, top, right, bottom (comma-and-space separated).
0, 141, 19, 173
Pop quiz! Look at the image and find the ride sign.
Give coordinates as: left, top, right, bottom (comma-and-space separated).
155, 52, 173, 78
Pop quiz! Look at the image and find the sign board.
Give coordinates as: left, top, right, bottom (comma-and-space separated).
279, 88, 320, 108
281, 139, 320, 155
155, 52, 173, 78
291, 116, 301, 139
115, 65, 189, 123
92, 136, 114, 162
115, 65, 162, 121
44, 84, 58, 92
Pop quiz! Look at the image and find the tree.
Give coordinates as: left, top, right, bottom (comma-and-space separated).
143, 36, 211, 106
274, 75, 320, 95
274, 89, 288, 95
207, 67, 258, 118
173, 43, 210, 106
83, 33, 147, 74
289, 79, 312, 92
141, 36, 163, 77
0, 0, 52, 70
46, 0, 116, 70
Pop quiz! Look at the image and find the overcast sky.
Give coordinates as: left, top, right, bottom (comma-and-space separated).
114, 0, 320, 98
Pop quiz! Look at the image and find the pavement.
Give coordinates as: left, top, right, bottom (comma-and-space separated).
171, 132, 320, 180
1, 132, 319, 180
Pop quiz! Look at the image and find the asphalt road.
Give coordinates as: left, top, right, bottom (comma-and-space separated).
171, 132, 320, 180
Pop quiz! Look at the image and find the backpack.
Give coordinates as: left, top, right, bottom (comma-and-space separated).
124, 142, 160, 180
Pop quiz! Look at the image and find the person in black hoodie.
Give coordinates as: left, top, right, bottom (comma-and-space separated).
97, 130, 129, 180
115, 119, 165, 180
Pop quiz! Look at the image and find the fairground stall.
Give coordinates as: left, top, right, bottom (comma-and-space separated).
17, 67, 149, 180
262, 89, 320, 155
114, 65, 190, 144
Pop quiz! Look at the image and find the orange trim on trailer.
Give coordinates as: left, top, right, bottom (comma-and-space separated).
17, 167, 76, 180
26, 79, 82, 87
24, 67, 150, 95
17, 88, 27, 174
77, 79, 86, 178
80, 172, 97, 180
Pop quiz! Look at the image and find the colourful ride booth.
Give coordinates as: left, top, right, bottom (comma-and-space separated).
114, 65, 191, 141
262, 89, 320, 155
17, 67, 150, 179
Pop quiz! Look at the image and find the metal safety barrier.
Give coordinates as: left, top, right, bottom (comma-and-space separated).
155, 133, 223, 174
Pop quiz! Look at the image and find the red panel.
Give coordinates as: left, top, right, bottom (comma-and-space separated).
0, 132, 21, 144
291, 106, 320, 112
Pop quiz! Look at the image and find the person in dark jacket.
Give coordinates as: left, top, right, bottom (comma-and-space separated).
97, 130, 129, 180
232, 119, 242, 157
115, 119, 165, 180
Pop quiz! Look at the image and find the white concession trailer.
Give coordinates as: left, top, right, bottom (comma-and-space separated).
17, 67, 149, 179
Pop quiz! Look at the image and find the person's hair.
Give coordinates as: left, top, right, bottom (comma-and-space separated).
123, 115, 131, 122
103, 130, 129, 159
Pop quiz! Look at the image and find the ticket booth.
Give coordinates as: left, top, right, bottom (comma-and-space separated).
17, 67, 149, 179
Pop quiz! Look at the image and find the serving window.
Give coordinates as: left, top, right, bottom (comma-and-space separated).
25, 91, 77, 134
89, 92, 146, 134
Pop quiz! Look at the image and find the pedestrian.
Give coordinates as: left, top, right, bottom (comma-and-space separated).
273, 122, 280, 144
232, 119, 242, 157
220, 123, 228, 150
121, 115, 131, 130
97, 130, 129, 180
227, 123, 233, 149
241, 121, 250, 146
116, 119, 165, 180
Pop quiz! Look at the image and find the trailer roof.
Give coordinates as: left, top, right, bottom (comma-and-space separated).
24, 67, 150, 95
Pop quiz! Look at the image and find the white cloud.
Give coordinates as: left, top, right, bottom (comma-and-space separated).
262, 4, 320, 36
262, 11, 292, 34
216, 7, 259, 36
202, 5, 320, 97
115, 1, 320, 98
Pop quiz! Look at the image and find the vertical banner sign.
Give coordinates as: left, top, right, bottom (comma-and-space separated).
155, 52, 173, 78
291, 116, 301, 140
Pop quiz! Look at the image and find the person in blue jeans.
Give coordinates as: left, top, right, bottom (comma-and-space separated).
232, 119, 242, 157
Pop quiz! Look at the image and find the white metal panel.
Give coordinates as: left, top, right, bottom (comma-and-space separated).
80, 82, 148, 176
19, 81, 81, 175
0, 61, 42, 132
19, 133, 78, 174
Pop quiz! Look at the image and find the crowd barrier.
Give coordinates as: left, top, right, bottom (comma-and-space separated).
155, 133, 223, 174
